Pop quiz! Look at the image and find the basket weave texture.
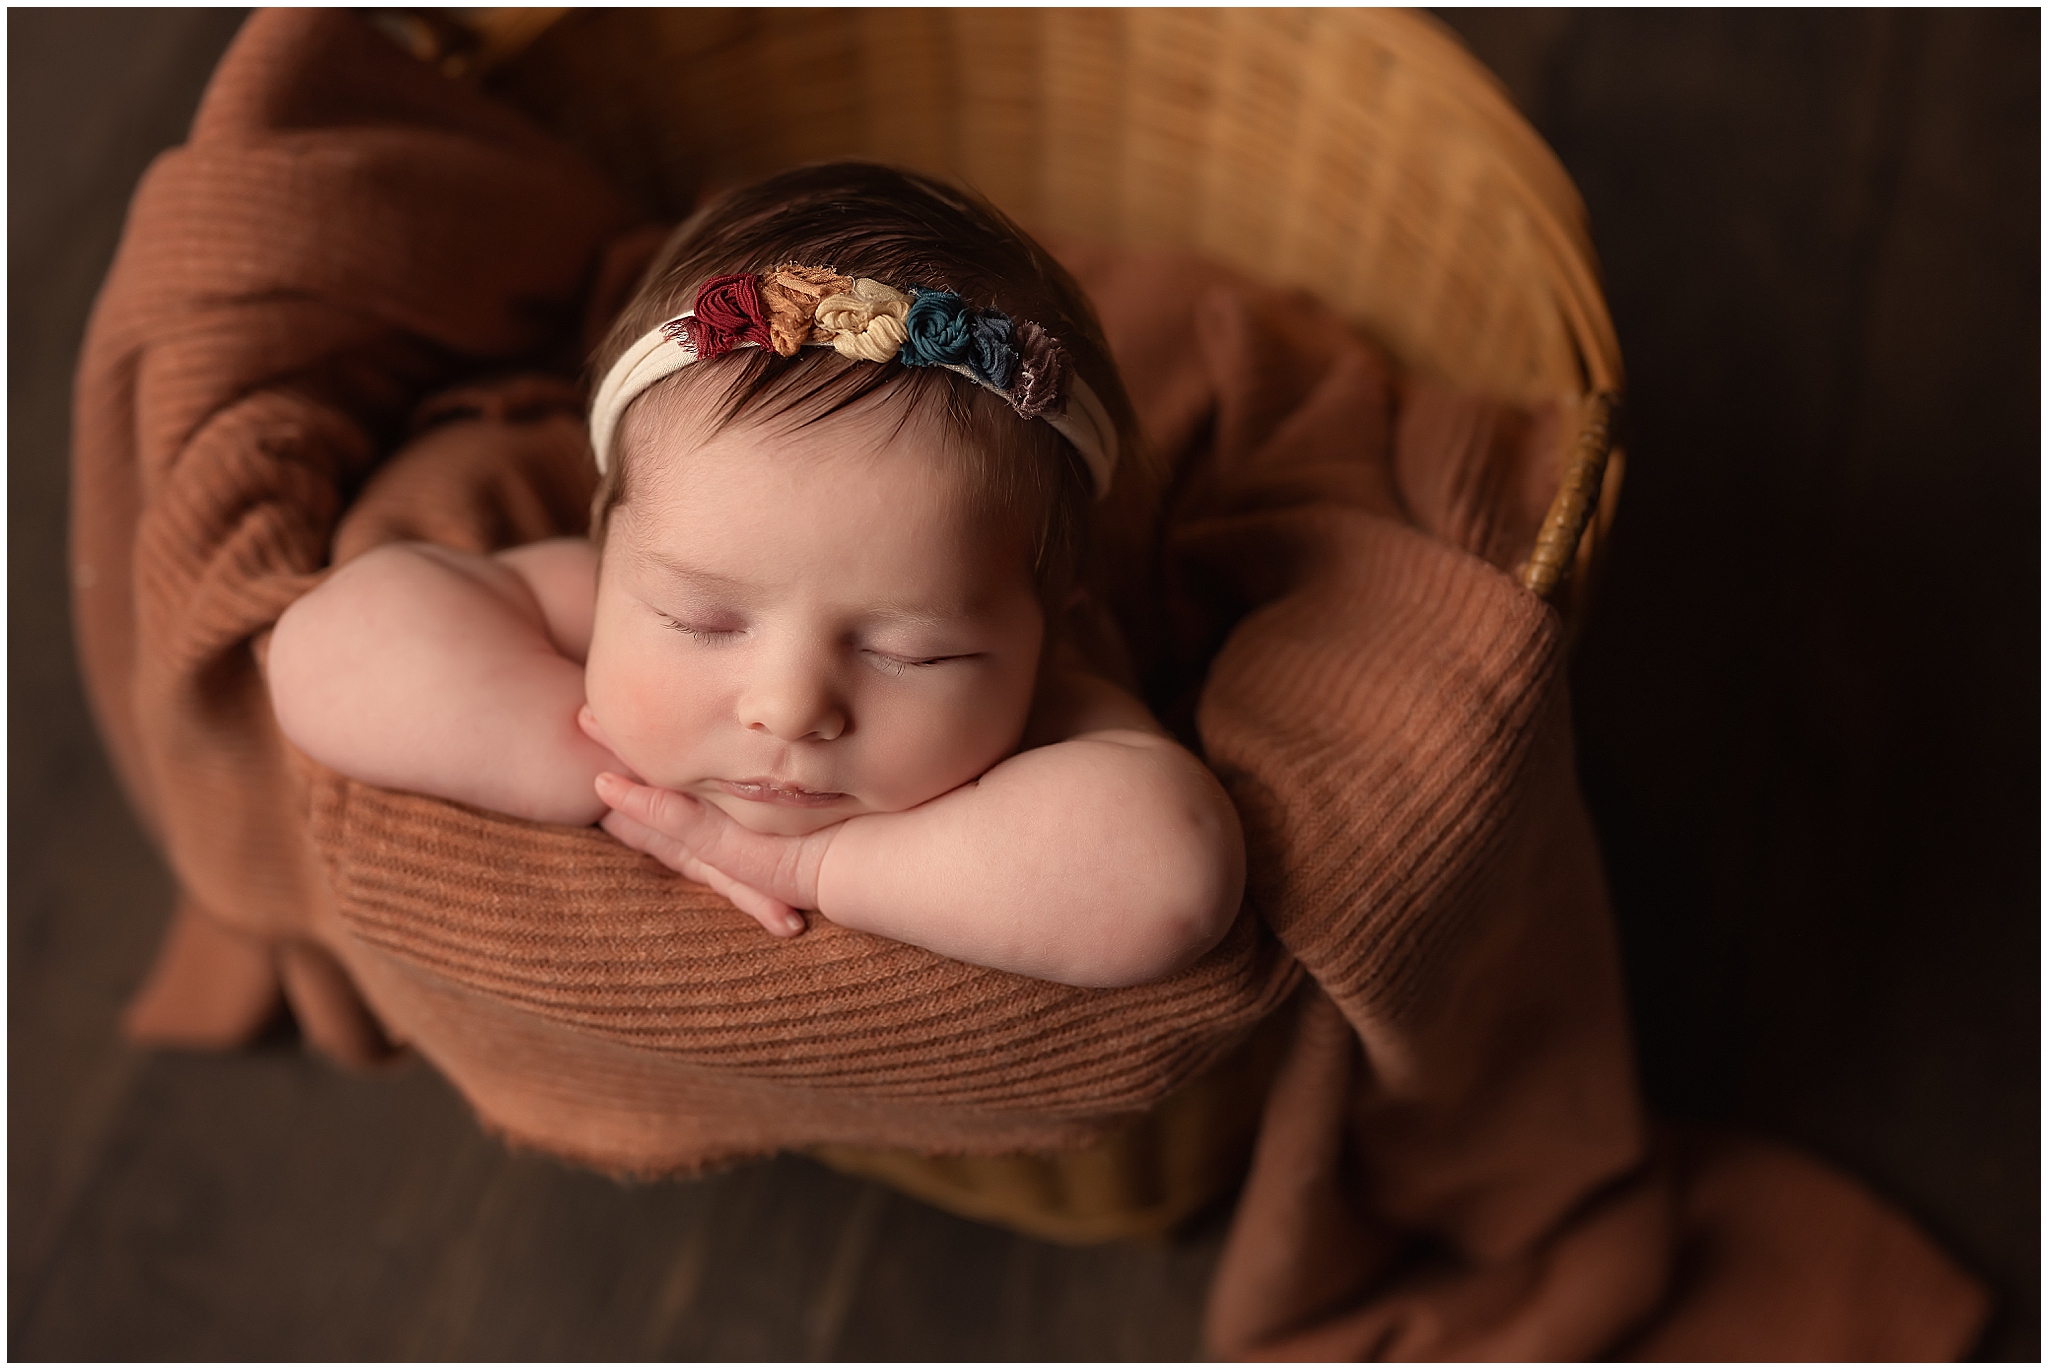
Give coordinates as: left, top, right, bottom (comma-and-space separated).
475, 7, 1623, 598
432, 6, 1628, 1239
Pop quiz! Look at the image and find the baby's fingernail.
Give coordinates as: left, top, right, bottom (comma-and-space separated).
783, 913, 805, 935
595, 772, 624, 796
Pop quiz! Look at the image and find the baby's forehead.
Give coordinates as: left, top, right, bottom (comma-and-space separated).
622, 357, 935, 453
609, 463, 1034, 610
607, 367, 1049, 591
625, 431, 983, 532
626, 398, 1013, 528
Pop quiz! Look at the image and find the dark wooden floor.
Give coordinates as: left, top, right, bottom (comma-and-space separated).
9, 10, 2036, 1361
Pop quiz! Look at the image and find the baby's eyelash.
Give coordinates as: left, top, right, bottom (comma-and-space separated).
662, 617, 739, 643
866, 651, 962, 677
656, 616, 963, 671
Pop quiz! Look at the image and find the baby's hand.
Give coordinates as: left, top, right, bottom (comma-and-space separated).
594, 773, 833, 940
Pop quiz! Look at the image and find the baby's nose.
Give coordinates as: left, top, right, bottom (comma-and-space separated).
737, 662, 847, 743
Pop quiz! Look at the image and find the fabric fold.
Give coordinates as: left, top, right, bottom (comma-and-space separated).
71, 10, 1987, 1360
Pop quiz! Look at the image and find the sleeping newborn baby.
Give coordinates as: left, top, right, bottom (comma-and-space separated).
267, 163, 1244, 989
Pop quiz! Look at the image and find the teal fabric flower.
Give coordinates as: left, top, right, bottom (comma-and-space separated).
899, 290, 975, 368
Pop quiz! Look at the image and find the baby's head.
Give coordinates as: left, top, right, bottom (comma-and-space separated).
579, 164, 1137, 836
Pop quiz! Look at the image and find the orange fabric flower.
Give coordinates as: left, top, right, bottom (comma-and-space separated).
760, 264, 855, 356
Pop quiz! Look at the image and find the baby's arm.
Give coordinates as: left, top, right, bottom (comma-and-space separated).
268, 538, 620, 826
825, 680, 1246, 986
599, 655, 1247, 988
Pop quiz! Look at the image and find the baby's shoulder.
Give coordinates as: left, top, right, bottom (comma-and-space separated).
495, 537, 599, 660
496, 536, 597, 584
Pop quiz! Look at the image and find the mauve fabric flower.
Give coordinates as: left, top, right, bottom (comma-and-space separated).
967, 308, 1019, 390
898, 290, 975, 368
1009, 318, 1068, 419
692, 273, 773, 359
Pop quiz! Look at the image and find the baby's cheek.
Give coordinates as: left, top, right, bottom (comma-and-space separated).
588, 647, 738, 793
895, 681, 1033, 796
584, 656, 666, 770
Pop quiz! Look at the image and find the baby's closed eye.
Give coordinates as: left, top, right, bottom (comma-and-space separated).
661, 616, 744, 643
862, 649, 977, 678
658, 614, 973, 676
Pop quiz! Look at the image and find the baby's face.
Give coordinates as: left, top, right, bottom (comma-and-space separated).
584, 399, 1046, 836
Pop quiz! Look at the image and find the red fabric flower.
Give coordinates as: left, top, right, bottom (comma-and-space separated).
692, 273, 773, 359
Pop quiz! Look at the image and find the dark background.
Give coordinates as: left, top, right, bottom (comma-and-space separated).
10, 9, 2037, 1360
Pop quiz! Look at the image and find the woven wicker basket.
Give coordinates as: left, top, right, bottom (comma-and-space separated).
398, 5, 1626, 1242
450, 6, 1624, 600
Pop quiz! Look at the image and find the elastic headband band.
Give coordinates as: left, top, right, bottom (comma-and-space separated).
589, 265, 1119, 497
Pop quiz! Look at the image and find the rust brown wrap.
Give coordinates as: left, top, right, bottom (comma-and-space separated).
74, 11, 1985, 1360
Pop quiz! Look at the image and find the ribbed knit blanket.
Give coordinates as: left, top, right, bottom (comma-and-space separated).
72, 10, 1987, 1360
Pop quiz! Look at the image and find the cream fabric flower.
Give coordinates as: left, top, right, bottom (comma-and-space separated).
815, 278, 913, 363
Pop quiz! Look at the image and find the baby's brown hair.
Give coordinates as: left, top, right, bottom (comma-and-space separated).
589, 163, 1140, 611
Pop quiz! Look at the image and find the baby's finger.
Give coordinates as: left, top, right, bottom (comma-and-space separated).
599, 809, 693, 876
597, 773, 715, 842
600, 811, 805, 938
596, 774, 826, 908
691, 862, 807, 938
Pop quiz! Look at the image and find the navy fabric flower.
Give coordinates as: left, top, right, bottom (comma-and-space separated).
898, 290, 976, 368
966, 308, 1019, 390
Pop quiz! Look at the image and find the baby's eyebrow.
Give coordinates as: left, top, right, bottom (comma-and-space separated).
637, 550, 752, 593
860, 604, 959, 632
636, 548, 971, 628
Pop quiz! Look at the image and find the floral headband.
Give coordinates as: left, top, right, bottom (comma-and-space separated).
589, 264, 1119, 496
